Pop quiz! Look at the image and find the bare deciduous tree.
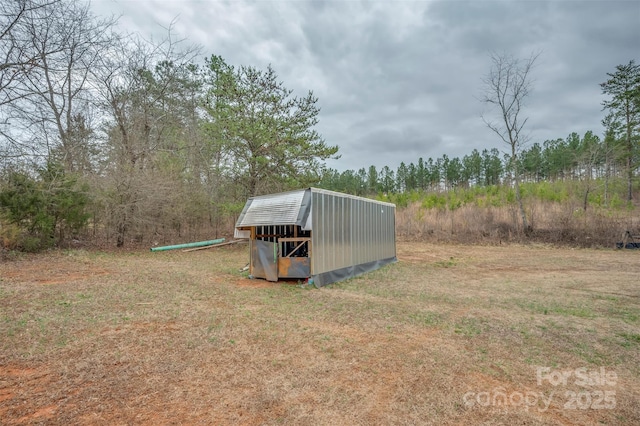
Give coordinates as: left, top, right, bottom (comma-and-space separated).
0, 0, 116, 169
93, 28, 202, 246
481, 51, 539, 233
0, 0, 61, 159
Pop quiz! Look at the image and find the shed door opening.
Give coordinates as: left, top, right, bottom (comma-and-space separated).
252, 225, 311, 281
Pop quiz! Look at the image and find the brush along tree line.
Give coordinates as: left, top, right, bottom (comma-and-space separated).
0, 0, 638, 250
321, 59, 640, 229
0, 0, 337, 250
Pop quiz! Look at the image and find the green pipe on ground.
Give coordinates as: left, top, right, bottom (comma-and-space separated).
150, 238, 225, 252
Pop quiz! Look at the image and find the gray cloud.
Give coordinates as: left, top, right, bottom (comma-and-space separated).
92, 0, 640, 171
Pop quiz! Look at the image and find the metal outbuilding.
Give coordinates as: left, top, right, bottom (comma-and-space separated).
234, 188, 397, 287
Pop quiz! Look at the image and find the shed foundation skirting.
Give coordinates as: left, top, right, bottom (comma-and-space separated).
311, 256, 398, 287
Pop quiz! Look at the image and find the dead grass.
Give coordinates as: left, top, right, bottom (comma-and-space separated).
396, 200, 639, 247
0, 243, 639, 425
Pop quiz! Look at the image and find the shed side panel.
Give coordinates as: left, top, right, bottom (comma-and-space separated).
311, 189, 396, 280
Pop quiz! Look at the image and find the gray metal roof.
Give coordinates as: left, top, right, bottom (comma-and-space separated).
235, 189, 310, 227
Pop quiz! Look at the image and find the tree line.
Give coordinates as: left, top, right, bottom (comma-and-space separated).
320, 129, 620, 195
0, 1, 638, 250
321, 57, 640, 226
0, 0, 336, 250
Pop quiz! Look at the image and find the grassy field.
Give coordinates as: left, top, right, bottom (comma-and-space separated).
1, 242, 639, 425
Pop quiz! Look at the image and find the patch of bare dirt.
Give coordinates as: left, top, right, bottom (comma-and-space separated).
0, 364, 56, 425
234, 276, 277, 288
1, 256, 109, 285
233, 275, 304, 288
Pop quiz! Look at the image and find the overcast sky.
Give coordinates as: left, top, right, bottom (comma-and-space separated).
91, 0, 639, 172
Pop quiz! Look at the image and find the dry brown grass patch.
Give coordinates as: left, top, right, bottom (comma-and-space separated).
0, 243, 639, 424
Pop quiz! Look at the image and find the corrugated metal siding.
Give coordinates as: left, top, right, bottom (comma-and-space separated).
311, 188, 395, 276
236, 189, 306, 227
